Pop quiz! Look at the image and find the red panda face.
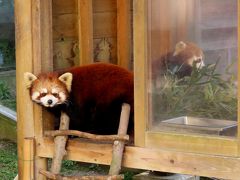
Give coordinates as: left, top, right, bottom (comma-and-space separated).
173, 41, 205, 69
24, 72, 73, 108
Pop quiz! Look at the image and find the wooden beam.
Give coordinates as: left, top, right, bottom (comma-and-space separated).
15, 0, 35, 179
117, 0, 131, 69
78, 0, 93, 65
39, 169, 124, 180
133, 0, 147, 147
16, 0, 53, 179
146, 132, 238, 157
37, 137, 240, 179
32, 1, 53, 179
22, 138, 35, 180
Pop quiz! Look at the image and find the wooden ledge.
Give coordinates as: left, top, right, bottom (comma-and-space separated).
39, 169, 124, 180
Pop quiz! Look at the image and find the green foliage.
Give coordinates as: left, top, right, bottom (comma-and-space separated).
0, 40, 15, 67
153, 62, 237, 121
0, 140, 18, 180
0, 82, 16, 110
0, 82, 12, 100
123, 171, 136, 180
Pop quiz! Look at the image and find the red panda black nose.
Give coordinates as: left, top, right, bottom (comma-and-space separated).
47, 99, 53, 105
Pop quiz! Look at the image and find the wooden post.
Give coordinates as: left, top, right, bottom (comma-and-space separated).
117, 0, 131, 69
50, 112, 70, 174
15, 0, 53, 179
78, 0, 93, 65
109, 103, 130, 175
22, 138, 35, 180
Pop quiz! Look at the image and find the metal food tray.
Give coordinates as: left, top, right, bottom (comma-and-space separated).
155, 116, 237, 136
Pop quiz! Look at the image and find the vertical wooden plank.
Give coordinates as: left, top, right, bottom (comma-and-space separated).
32, 0, 53, 179
117, 0, 131, 69
238, 0, 240, 156
40, 0, 53, 72
133, 0, 147, 147
16, 0, 53, 179
78, 0, 93, 65
22, 138, 35, 180
15, 0, 35, 179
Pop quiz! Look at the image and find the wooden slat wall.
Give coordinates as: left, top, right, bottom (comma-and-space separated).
92, 0, 117, 64
52, 0, 132, 68
52, 0, 78, 40
52, 0, 79, 69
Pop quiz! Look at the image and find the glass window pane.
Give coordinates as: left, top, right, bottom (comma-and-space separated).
0, 0, 16, 110
148, 0, 238, 137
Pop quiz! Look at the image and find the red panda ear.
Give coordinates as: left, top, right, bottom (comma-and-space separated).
173, 41, 186, 56
58, 73, 73, 92
24, 72, 37, 89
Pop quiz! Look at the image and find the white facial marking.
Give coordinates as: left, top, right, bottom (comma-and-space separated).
197, 60, 205, 69
59, 92, 66, 103
40, 94, 59, 107
52, 88, 58, 94
193, 56, 205, 69
41, 88, 48, 94
31, 92, 40, 102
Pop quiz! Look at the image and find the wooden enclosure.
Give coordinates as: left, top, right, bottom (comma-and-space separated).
15, 0, 240, 179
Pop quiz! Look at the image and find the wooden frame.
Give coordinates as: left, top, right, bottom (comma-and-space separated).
133, 0, 240, 178
15, 0, 240, 179
37, 137, 240, 179
134, 0, 240, 155
78, 0, 131, 67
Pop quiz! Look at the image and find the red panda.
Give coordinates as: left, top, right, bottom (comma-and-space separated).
152, 41, 205, 79
24, 63, 134, 135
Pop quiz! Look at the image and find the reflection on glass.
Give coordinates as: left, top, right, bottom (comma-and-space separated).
0, 0, 16, 110
148, 0, 238, 136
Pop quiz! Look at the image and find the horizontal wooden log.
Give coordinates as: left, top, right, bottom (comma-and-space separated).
44, 130, 129, 142
39, 169, 124, 180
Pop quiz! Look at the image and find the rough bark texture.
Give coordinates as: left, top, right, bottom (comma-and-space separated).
45, 130, 129, 142
50, 112, 70, 174
109, 103, 130, 175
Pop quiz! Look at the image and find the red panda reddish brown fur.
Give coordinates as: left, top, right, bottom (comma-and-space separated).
27, 63, 134, 135
152, 41, 204, 79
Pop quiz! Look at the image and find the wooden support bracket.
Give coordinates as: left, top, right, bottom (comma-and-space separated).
43, 103, 130, 179
109, 103, 130, 175
50, 112, 70, 174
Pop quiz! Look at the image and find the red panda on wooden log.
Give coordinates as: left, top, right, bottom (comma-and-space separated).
24, 63, 134, 135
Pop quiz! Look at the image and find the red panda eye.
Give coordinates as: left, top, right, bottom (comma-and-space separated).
196, 58, 202, 63
52, 93, 58, 97
41, 93, 47, 96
